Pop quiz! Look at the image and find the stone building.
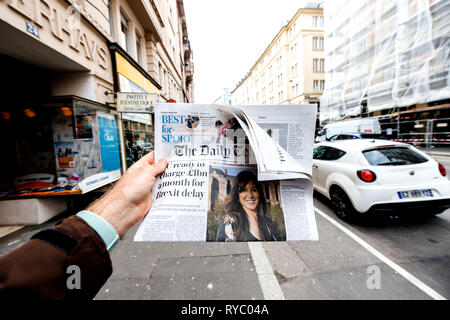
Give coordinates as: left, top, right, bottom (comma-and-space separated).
0, 0, 193, 225
232, 3, 325, 110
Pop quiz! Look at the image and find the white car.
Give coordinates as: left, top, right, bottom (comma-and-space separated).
312, 139, 450, 221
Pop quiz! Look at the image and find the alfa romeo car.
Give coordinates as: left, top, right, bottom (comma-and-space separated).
312, 139, 450, 221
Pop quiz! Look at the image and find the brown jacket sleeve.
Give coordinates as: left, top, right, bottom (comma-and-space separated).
0, 215, 112, 300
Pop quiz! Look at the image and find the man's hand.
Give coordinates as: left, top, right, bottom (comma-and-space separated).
87, 152, 167, 237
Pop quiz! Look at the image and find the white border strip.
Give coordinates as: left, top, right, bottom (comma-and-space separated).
315, 208, 447, 300
248, 242, 285, 300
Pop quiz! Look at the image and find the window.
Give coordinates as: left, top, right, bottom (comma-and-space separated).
291, 63, 298, 77
269, 65, 273, 76
289, 43, 297, 57
291, 83, 299, 96
269, 81, 273, 91
313, 16, 318, 28
314, 59, 324, 72
313, 80, 319, 92
320, 80, 325, 91
163, 69, 168, 94
136, 34, 142, 65
329, 134, 359, 141
313, 37, 324, 50
278, 73, 283, 86
313, 16, 324, 28
313, 146, 327, 159
108, 0, 114, 37
363, 147, 428, 166
120, 12, 129, 52
278, 91, 284, 101
313, 146, 346, 160
270, 96, 274, 104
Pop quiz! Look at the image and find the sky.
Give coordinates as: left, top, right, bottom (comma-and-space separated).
183, 0, 307, 104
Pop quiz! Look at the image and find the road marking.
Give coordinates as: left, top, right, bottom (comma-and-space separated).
248, 242, 285, 300
314, 207, 447, 300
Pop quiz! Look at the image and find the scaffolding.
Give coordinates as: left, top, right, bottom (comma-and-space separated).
320, 0, 450, 122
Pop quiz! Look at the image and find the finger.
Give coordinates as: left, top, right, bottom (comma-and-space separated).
140, 151, 155, 165
149, 158, 167, 177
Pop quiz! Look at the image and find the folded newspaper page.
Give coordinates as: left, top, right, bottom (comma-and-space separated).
134, 103, 319, 242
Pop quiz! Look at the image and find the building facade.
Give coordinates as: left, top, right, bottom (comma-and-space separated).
232, 3, 324, 111
108, 0, 194, 169
0, 0, 193, 224
320, 0, 450, 148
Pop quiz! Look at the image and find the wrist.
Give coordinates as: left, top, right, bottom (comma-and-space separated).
86, 191, 140, 237
76, 210, 120, 251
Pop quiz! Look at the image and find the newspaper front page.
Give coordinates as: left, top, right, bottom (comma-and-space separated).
134, 103, 319, 242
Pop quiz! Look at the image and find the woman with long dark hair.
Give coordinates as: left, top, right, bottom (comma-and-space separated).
216, 171, 277, 241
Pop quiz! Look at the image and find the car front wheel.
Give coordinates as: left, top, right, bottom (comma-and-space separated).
330, 186, 358, 222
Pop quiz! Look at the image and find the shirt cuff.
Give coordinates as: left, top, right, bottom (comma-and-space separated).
76, 210, 120, 251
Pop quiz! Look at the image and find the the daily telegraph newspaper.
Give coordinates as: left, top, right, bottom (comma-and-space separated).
134, 103, 319, 242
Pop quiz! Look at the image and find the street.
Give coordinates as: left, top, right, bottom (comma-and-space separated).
88, 196, 449, 300
0, 155, 449, 300
94, 154, 450, 300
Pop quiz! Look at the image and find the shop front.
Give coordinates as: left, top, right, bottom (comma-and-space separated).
0, 0, 122, 225
109, 43, 161, 169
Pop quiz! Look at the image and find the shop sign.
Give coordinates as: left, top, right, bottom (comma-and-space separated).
117, 92, 158, 113
3, 0, 108, 70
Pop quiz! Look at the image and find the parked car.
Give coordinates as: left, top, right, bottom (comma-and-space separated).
312, 139, 450, 221
327, 133, 387, 141
315, 118, 382, 142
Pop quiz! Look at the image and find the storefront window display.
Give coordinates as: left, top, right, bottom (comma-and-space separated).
109, 44, 160, 169
0, 97, 122, 198
123, 114, 154, 168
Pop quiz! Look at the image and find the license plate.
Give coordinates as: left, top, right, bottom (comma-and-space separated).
397, 189, 433, 199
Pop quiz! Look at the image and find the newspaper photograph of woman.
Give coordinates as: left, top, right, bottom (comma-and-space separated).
207, 165, 286, 241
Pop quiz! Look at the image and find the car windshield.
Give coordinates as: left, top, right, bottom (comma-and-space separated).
363, 147, 428, 166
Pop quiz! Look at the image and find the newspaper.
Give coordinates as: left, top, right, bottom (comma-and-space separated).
134, 103, 319, 242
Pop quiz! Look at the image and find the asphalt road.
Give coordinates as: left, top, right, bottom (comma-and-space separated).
0, 155, 449, 300
89, 199, 449, 300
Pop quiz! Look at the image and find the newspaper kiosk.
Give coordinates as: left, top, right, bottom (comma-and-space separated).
0, 96, 122, 225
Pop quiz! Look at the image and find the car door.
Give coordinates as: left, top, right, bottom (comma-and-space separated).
313, 146, 347, 193
312, 146, 327, 191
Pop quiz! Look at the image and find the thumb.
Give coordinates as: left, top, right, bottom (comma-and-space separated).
150, 158, 167, 177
